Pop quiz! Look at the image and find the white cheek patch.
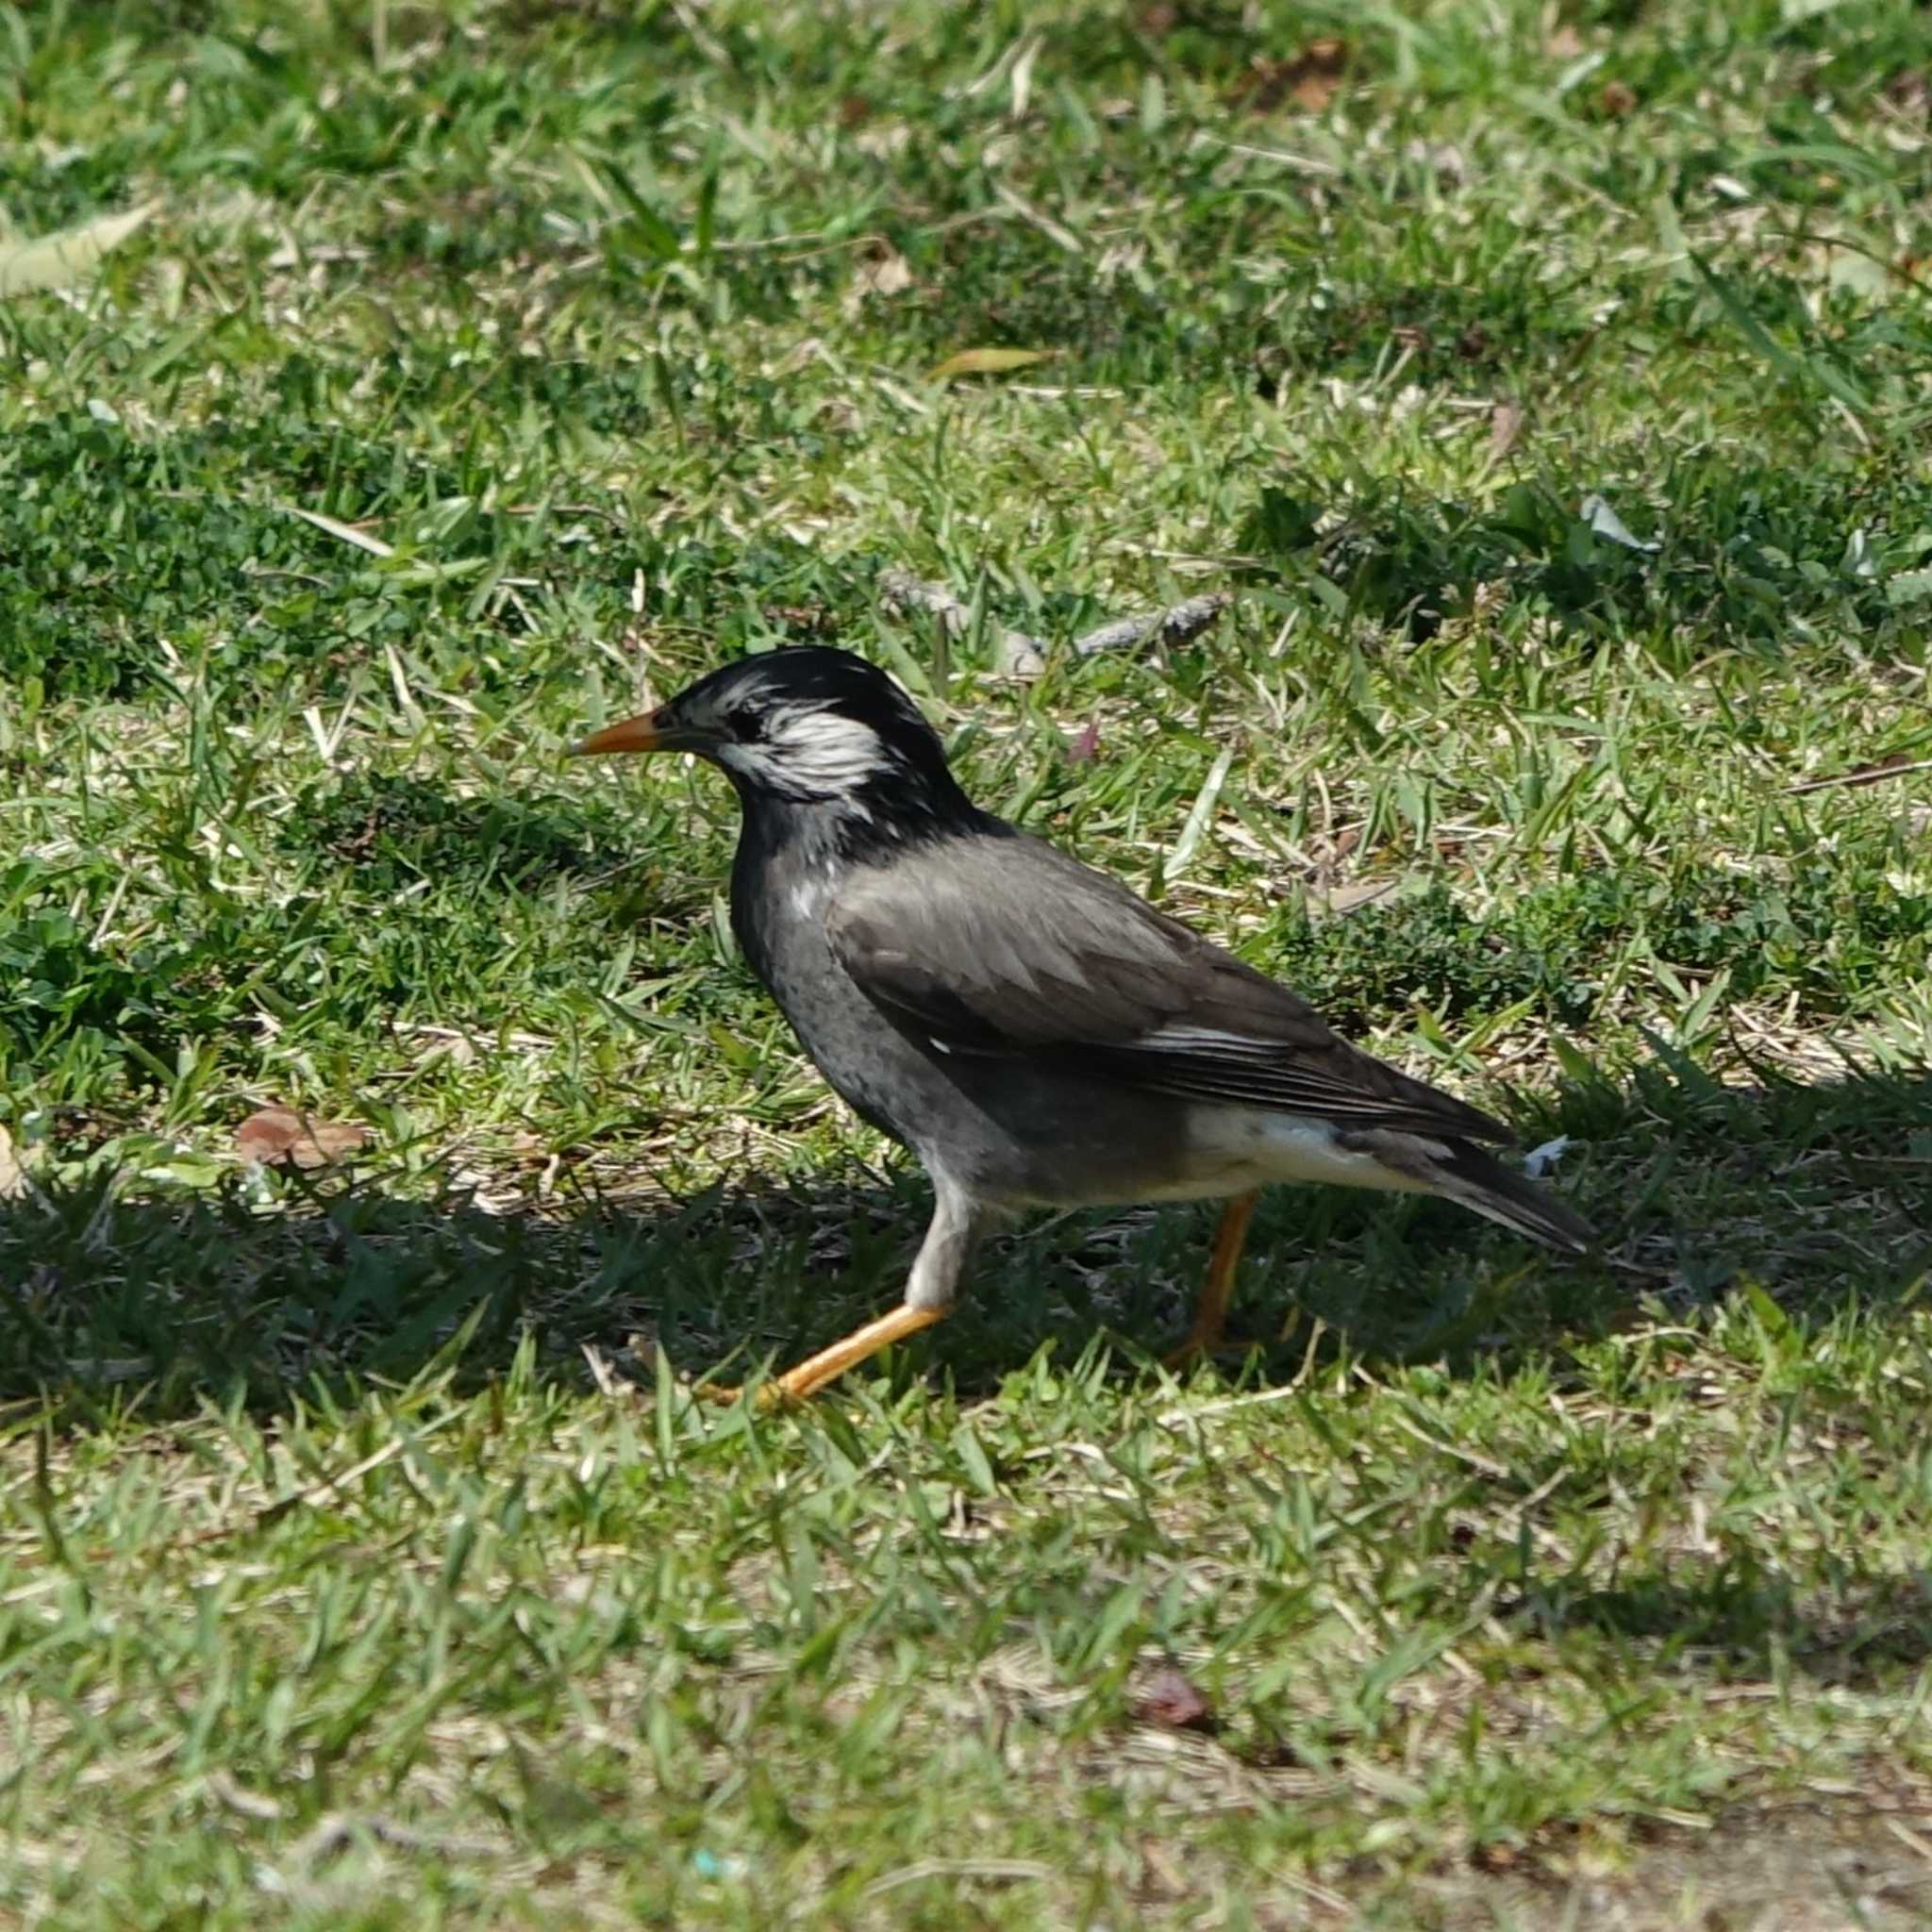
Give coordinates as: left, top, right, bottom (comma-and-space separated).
759, 707, 897, 798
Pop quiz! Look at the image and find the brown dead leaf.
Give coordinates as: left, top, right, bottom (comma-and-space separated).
851, 243, 913, 302
331, 808, 385, 864
1309, 877, 1400, 920
1065, 718, 1102, 764
0, 1124, 28, 1203
838, 93, 872, 128
235, 1106, 368, 1170
1599, 78, 1639, 116
1131, 1663, 1216, 1733
761, 601, 835, 636
1229, 40, 1348, 115
1489, 400, 1524, 461
1884, 71, 1928, 118
1545, 24, 1586, 59
1135, 3, 1178, 36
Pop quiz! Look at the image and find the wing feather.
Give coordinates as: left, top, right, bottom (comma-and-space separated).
824, 832, 1511, 1145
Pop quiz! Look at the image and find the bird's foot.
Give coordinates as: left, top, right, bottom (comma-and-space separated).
1162, 1191, 1257, 1371
688, 1304, 947, 1408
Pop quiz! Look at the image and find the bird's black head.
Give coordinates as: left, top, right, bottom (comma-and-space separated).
574, 646, 983, 841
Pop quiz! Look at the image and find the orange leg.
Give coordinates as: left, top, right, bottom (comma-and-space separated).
698, 1188, 980, 1408
701, 1303, 946, 1407
1164, 1190, 1260, 1366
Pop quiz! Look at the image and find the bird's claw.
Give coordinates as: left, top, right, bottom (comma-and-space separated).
691, 1378, 795, 1410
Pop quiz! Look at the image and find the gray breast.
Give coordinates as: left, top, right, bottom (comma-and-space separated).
733, 848, 929, 1145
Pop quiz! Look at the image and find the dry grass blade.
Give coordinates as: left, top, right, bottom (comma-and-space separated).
991, 182, 1084, 253
926, 347, 1049, 380
1167, 747, 1236, 877
283, 505, 397, 557
860, 1857, 1052, 1898
205, 1772, 285, 1822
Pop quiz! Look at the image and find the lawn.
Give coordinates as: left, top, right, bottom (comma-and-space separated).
3, 0, 1932, 1924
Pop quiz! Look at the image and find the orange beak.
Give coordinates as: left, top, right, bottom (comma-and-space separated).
568, 710, 676, 758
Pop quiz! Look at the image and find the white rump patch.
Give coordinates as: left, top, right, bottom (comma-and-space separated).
1162, 1108, 1425, 1201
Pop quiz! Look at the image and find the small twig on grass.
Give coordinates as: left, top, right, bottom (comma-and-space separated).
284, 1811, 506, 1867
1785, 756, 1932, 796
879, 570, 1048, 674
1072, 592, 1231, 658
878, 571, 1230, 677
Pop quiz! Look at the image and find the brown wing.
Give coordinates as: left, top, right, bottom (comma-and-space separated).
824, 830, 1511, 1145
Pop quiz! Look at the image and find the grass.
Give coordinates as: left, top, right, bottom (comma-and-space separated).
3, 0, 1932, 1923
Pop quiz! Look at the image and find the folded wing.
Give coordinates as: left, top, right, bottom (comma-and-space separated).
824, 830, 1511, 1146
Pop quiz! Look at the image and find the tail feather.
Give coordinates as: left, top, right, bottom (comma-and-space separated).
1429, 1137, 1595, 1253
1357, 1130, 1595, 1254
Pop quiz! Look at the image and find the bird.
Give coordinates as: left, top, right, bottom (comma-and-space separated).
572, 645, 1593, 1403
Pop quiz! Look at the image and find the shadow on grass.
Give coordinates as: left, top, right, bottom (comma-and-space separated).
1, 1064, 1925, 1421
1504, 1559, 1932, 1686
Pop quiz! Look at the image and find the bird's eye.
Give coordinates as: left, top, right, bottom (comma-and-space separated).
727, 708, 768, 743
